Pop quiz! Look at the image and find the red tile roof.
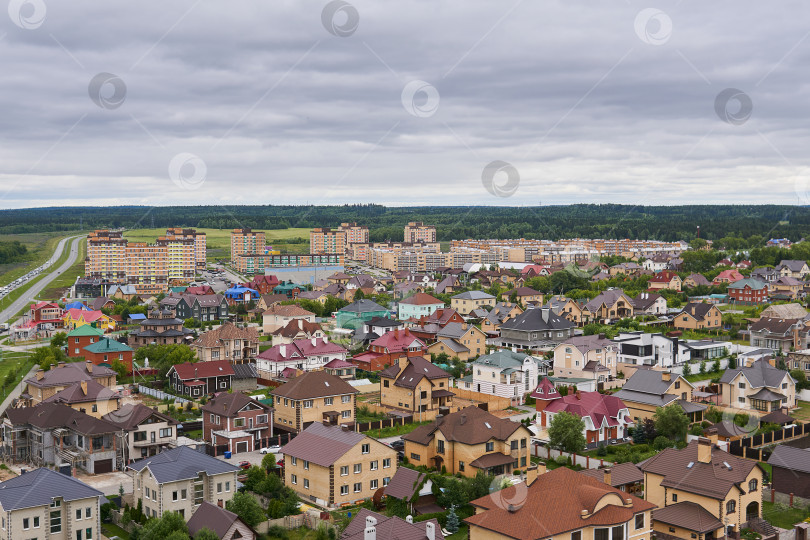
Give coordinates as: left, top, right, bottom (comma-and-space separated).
545, 391, 629, 429
171, 360, 234, 380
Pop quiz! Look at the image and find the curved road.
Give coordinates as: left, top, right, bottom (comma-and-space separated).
0, 235, 83, 325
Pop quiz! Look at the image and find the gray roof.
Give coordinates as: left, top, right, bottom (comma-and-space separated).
584, 289, 633, 313
768, 445, 810, 474
281, 423, 369, 467
500, 307, 574, 332
127, 446, 239, 483
612, 388, 678, 408
619, 369, 691, 395
472, 350, 534, 370
342, 508, 444, 540
452, 290, 494, 300
232, 363, 258, 380
0, 468, 103, 511
718, 359, 792, 389
434, 338, 469, 354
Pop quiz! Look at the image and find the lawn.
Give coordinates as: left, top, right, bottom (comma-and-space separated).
762, 501, 810, 529
0, 350, 35, 404
0, 232, 80, 287
368, 420, 433, 439
101, 522, 130, 539
793, 401, 810, 422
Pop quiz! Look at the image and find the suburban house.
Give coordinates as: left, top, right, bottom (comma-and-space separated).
613, 370, 705, 423
28, 301, 64, 330
262, 304, 316, 334
582, 289, 636, 323
0, 468, 105, 540
324, 358, 357, 380
450, 291, 496, 315
23, 361, 117, 404
553, 334, 618, 381
610, 262, 643, 276
353, 317, 404, 345
271, 371, 358, 432
752, 267, 780, 283
62, 308, 116, 333
788, 348, 810, 380
480, 302, 523, 334
580, 462, 645, 495
767, 444, 810, 499
128, 446, 240, 519
127, 309, 193, 348
65, 325, 104, 357
631, 292, 667, 315
425, 337, 473, 361
647, 271, 682, 292
500, 286, 544, 305
771, 276, 803, 299
166, 360, 235, 397
202, 392, 273, 454
718, 359, 796, 411
458, 350, 539, 405
748, 317, 808, 351
776, 259, 810, 279
187, 501, 257, 540
42, 380, 121, 418
497, 307, 576, 350
397, 293, 445, 321
434, 322, 488, 357
640, 438, 764, 539
256, 337, 348, 378
533, 379, 633, 448
613, 331, 729, 368
465, 466, 655, 540
335, 299, 390, 329
684, 273, 711, 288
162, 294, 229, 322
270, 319, 325, 345
281, 422, 397, 508
342, 509, 443, 540
672, 302, 722, 330
191, 322, 259, 362
102, 403, 179, 461
1, 402, 123, 473
712, 269, 745, 285
351, 328, 425, 372
728, 278, 769, 305
402, 405, 532, 477
379, 356, 454, 414
643, 254, 671, 272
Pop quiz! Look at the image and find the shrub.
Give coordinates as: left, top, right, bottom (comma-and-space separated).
653, 435, 671, 451
267, 525, 288, 539
596, 445, 608, 457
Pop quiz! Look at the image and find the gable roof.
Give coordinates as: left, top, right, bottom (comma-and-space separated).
686, 273, 711, 286
263, 304, 315, 318
472, 350, 534, 371
632, 292, 663, 311
25, 361, 115, 388
613, 370, 689, 407
370, 328, 424, 352
718, 359, 792, 389
271, 370, 358, 400
379, 356, 451, 389
452, 291, 494, 300
678, 302, 717, 321
383, 467, 427, 500
767, 444, 810, 474
102, 403, 177, 430
342, 508, 444, 540
584, 289, 633, 313
4, 402, 121, 435
187, 501, 246, 538
193, 322, 259, 348
500, 307, 574, 331
281, 422, 369, 466
399, 293, 444, 306
201, 392, 270, 417
43, 380, 120, 405
545, 391, 629, 429
580, 462, 643, 487
402, 405, 524, 446
777, 259, 809, 271
169, 360, 234, 380
0, 468, 103, 511
760, 303, 808, 319
127, 446, 239, 483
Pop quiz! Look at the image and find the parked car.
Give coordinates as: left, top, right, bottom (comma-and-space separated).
389, 440, 405, 451
260, 444, 282, 455
238, 461, 251, 470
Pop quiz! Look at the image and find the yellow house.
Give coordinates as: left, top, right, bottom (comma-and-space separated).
613, 370, 706, 423
379, 356, 454, 413
450, 291, 496, 315
42, 380, 120, 418
437, 322, 489, 357
500, 287, 544, 305
270, 371, 358, 432
466, 466, 655, 540
640, 438, 764, 538
402, 405, 532, 477
480, 302, 523, 334
62, 308, 116, 332
672, 303, 722, 330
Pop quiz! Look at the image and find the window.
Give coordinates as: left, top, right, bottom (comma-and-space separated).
86, 527, 92, 539
511, 440, 518, 450
739, 382, 746, 389
291, 456, 297, 466
383, 458, 391, 468
291, 474, 298, 485
33, 516, 40, 528
160, 428, 172, 437
521, 438, 527, 448
521, 457, 526, 466
304, 460, 309, 470
571, 532, 582, 540
370, 479, 378, 489
226, 482, 231, 492
23, 518, 29, 530
383, 477, 391, 486
76, 531, 83, 540
342, 410, 351, 418
362, 443, 370, 454
486, 442, 494, 452
234, 418, 246, 428
76, 508, 82, 520
738, 397, 746, 404
92, 404, 98, 413
635, 514, 644, 530
612, 526, 624, 540
341, 465, 349, 476
217, 482, 223, 493
354, 482, 362, 493
324, 397, 334, 406
459, 461, 465, 472
749, 479, 758, 492
342, 395, 351, 403
173, 491, 178, 501
410, 453, 421, 461
50, 509, 62, 533
354, 464, 362, 473
675, 381, 680, 389
181, 489, 187, 499
437, 440, 445, 454
304, 400, 313, 408
672, 493, 678, 502
340, 485, 349, 495
594, 528, 609, 540
727, 500, 736, 513
383, 380, 389, 387
304, 478, 310, 489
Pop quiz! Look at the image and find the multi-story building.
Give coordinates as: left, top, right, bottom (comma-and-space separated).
379, 356, 454, 413
553, 334, 618, 380
124, 242, 169, 294
270, 371, 357, 432
155, 233, 196, 282
718, 359, 796, 411
23, 361, 117, 404
202, 393, 273, 454
404, 222, 436, 243
0, 468, 105, 540
85, 229, 128, 281
128, 446, 240, 519
310, 228, 347, 255
166, 227, 207, 269
233, 252, 344, 273
230, 228, 266, 261
281, 423, 397, 508
458, 350, 539, 405
338, 222, 370, 244
191, 321, 259, 362
103, 403, 178, 461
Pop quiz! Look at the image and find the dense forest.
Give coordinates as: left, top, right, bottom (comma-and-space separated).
0, 204, 806, 242
0, 240, 28, 264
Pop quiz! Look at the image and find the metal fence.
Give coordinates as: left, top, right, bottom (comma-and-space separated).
137, 384, 190, 404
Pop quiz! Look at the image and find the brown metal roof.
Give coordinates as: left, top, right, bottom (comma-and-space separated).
271, 370, 358, 400
383, 467, 426, 500
402, 405, 527, 446
200, 392, 271, 418
653, 501, 724, 533
469, 452, 515, 469
580, 462, 644, 487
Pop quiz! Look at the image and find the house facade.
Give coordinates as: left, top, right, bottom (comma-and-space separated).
497, 307, 576, 350
202, 393, 273, 454
191, 322, 259, 362
672, 303, 722, 330
166, 360, 235, 397
727, 278, 769, 305
379, 356, 454, 414
397, 293, 445, 321
553, 334, 618, 380
718, 359, 796, 411
256, 337, 348, 378
270, 371, 358, 432
103, 403, 179, 461
450, 291, 496, 315
458, 350, 539, 405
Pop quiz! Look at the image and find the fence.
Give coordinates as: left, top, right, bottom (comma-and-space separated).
260, 511, 333, 533
451, 387, 512, 411
798, 389, 810, 402
531, 444, 613, 470
728, 423, 810, 460
204, 432, 298, 456
356, 416, 412, 434
137, 384, 190, 404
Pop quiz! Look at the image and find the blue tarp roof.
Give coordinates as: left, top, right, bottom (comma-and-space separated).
65, 302, 89, 310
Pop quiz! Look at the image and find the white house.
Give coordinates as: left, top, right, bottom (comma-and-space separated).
255, 337, 348, 377
457, 350, 539, 405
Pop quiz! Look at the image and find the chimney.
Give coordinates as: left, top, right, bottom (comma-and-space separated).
36, 369, 44, 380
397, 356, 409, 371
697, 437, 712, 464
575, 390, 581, 400
217, 499, 223, 508
340, 424, 350, 432
364, 516, 377, 540
406, 516, 413, 524
526, 465, 539, 486
298, 319, 303, 330
80, 381, 88, 395
661, 371, 670, 382
86, 360, 93, 373
425, 521, 435, 540
536, 461, 547, 476
603, 467, 612, 486
311, 337, 317, 347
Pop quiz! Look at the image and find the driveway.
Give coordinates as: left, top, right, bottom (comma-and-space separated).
74, 470, 134, 497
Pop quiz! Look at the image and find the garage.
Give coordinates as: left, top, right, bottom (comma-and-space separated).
235, 441, 249, 454
94, 459, 113, 474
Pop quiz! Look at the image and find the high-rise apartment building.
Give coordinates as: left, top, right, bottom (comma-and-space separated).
404, 222, 437, 243
126, 242, 168, 295
156, 234, 196, 281
310, 228, 346, 255
230, 228, 266, 261
338, 222, 370, 244
85, 230, 128, 281
166, 227, 207, 269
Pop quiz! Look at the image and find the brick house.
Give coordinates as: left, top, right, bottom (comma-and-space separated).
82, 337, 134, 373
672, 302, 722, 330
166, 360, 235, 397
728, 278, 769, 305
379, 356, 454, 414
29, 301, 64, 330
271, 371, 358, 432
202, 393, 273, 454
351, 328, 425, 372
66, 325, 105, 357
256, 337, 348, 378
191, 321, 259, 362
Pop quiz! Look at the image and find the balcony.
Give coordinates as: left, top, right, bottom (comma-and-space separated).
133, 438, 177, 448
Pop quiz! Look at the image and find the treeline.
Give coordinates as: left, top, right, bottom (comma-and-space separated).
0, 204, 809, 242
0, 240, 28, 264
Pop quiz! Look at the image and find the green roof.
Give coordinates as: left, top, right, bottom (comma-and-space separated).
170, 286, 187, 293
84, 337, 132, 354
66, 326, 104, 338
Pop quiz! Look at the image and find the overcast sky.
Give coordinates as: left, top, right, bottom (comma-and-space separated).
1, 0, 810, 209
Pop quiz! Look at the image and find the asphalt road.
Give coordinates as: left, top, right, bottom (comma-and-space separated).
0, 235, 83, 325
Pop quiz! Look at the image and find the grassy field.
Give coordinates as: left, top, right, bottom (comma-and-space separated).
793, 401, 810, 422
101, 522, 130, 539
0, 232, 82, 287
763, 501, 810, 529
39, 238, 86, 301
0, 351, 35, 403
123, 227, 312, 261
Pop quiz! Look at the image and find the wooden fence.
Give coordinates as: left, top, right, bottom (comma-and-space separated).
451, 387, 511, 411
728, 423, 810, 461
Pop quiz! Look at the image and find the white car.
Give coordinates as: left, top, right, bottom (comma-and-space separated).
260, 445, 282, 455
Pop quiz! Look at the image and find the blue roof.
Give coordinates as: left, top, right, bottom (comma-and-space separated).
65, 302, 89, 311
224, 286, 259, 300
0, 468, 103, 511
129, 314, 147, 320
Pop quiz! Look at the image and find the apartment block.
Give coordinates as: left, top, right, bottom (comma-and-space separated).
338, 222, 370, 244
310, 228, 346, 255
404, 222, 437, 243
233, 253, 344, 273
85, 230, 128, 280
166, 227, 207, 269
230, 228, 266, 261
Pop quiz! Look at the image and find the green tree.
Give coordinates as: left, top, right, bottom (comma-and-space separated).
110, 359, 129, 379
653, 404, 689, 441
194, 529, 220, 540
51, 332, 68, 348
446, 505, 460, 534
262, 453, 277, 470
137, 511, 188, 540
699, 360, 706, 374
547, 411, 586, 453
226, 492, 267, 527
682, 362, 691, 377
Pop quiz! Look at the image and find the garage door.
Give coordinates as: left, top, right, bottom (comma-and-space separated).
235, 441, 248, 454
94, 459, 113, 474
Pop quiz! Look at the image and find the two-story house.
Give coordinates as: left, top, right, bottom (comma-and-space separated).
191, 322, 259, 362
262, 304, 316, 333
128, 446, 240, 519
728, 278, 769, 305
202, 393, 273, 454
631, 292, 667, 315
402, 405, 532, 477
127, 309, 193, 348
163, 294, 229, 321
647, 271, 682, 292
614, 370, 705, 423
271, 371, 358, 432
351, 329, 425, 372
166, 360, 235, 397
553, 334, 618, 381
23, 361, 117, 404
498, 307, 576, 351
718, 358, 796, 411
42, 380, 121, 418
281, 422, 397, 508
500, 286, 544, 305
0, 468, 105, 540
640, 438, 763, 539
672, 303, 722, 331
748, 317, 809, 352
458, 350, 539, 405
65, 325, 105, 357
379, 356, 454, 414
103, 403, 179, 461
256, 337, 349, 378
776, 259, 810, 279
480, 302, 523, 335
450, 291, 496, 315
397, 293, 445, 321
28, 301, 64, 331
270, 319, 325, 345
771, 276, 803, 299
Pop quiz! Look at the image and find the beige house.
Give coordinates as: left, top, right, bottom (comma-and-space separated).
553, 334, 618, 380
718, 359, 797, 412
672, 303, 722, 330
614, 370, 704, 423
379, 356, 454, 414
500, 286, 544, 305
640, 438, 764, 538
402, 405, 532, 477
270, 371, 358, 432
270, 319, 325, 346
23, 361, 117, 404
450, 291, 496, 315
437, 322, 489, 357
191, 321, 259, 362
128, 446, 240, 520
0, 468, 105, 540
281, 422, 397, 508
262, 304, 316, 333
103, 403, 179, 461
41, 380, 120, 418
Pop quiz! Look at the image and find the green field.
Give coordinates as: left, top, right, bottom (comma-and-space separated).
0, 232, 83, 287
123, 227, 312, 261
39, 238, 86, 301
0, 351, 35, 403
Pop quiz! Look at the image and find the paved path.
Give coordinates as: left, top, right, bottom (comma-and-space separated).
0, 235, 83, 325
